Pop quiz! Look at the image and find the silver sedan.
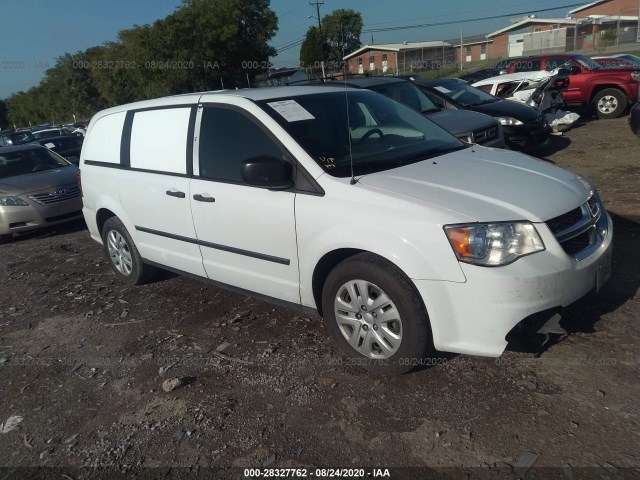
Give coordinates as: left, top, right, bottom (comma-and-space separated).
0, 145, 83, 242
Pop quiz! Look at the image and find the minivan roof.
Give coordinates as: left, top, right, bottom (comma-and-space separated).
93, 86, 363, 118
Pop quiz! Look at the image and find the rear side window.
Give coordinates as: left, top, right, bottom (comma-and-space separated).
84, 111, 126, 164
130, 107, 192, 174
198, 107, 286, 183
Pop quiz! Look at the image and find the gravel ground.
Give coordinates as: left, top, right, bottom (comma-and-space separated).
0, 116, 639, 479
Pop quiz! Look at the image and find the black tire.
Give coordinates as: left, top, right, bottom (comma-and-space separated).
101, 216, 155, 285
0, 234, 12, 244
321, 252, 434, 375
592, 88, 627, 119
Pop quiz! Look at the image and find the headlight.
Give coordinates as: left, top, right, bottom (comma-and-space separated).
444, 222, 545, 266
0, 197, 29, 206
497, 116, 523, 126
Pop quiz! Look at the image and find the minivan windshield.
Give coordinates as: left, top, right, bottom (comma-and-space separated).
428, 81, 498, 106
258, 90, 465, 178
0, 147, 70, 179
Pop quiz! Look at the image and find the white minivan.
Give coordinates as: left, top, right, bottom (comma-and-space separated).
80, 86, 612, 374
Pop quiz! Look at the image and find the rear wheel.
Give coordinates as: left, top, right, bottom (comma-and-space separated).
321, 253, 434, 375
101, 217, 155, 285
593, 89, 627, 119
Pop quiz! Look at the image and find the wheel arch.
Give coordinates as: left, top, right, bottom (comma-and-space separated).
590, 84, 627, 102
96, 208, 117, 236
311, 248, 428, 318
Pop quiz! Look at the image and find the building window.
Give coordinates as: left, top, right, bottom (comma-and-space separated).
466, 46, 471, 55
369, 53, 375, 63
480, 44, 486, 54
382, 53, 388, 61
357, 56, 362, 66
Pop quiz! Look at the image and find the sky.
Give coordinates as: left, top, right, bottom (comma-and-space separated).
0, 0, 578, 98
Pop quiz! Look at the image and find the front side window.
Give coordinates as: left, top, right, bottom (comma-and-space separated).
546, 57, 574, 71
258, 91, 464, 178
198, 107, 286, 183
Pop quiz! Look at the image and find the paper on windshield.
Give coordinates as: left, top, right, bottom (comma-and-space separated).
44, 142, 55, 148
434, 86, 451, 94
267, 100, 315, 122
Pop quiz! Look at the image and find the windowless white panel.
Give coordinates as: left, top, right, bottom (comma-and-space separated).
130, 108, 191, 174
84, 111, 126, 164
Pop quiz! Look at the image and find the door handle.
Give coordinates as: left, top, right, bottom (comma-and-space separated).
193, 193, 215, 203
166, 189, 185, 198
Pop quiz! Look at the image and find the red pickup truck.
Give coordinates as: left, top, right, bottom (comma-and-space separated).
503, 54, 639, 119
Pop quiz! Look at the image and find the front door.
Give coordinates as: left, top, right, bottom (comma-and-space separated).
189, 105, 300, 304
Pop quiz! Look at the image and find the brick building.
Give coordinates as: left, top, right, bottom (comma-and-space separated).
343, 41, 454, 75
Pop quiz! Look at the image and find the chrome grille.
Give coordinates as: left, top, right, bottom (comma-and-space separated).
545, 192, 608, 261
471, 125, 499, 145
28, 183, 80, 205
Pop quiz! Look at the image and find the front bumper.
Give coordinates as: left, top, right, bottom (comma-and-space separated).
413, 212, 613, 357
0, 196, 83, 236
504, 123, 552, 149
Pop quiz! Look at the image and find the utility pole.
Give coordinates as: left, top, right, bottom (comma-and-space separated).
460, 29, 464, 71
309, 0, 326, 80
637, 0, 640, 43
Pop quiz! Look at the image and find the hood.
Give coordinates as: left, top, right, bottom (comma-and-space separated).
0, 165, 78, 196
358, 147, 591, 223
469, 99, 541, 123
427, 109, 498, 135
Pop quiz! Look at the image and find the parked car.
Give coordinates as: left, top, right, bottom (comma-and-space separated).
630, 101, 640, 138
0, 145, 83, 242
31, 135, 84, 164
80, 86, 612, 374
458, 68, 504, 84
0, 130, 37, 147
458, 60, 511, 84
629, 72, 640, 138
32, 128, 70, 140
324, 77, 505, 148
499, 54, 639, 118
409, 77, 551, 149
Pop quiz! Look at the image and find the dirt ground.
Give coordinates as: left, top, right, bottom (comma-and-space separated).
1, 116, 639, 479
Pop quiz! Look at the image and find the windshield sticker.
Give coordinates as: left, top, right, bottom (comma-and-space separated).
319, 156, 335, 169
434, 86, 451, 94
267, 100, 315, 122
44, 142, 55, 149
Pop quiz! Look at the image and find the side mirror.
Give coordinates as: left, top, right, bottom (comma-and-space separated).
569, 65, 582, 75
241, 156, 293, 190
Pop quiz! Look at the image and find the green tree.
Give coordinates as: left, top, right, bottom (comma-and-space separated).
322, 9, 362, 64
6, 0, 278, 126
299, 26, 327, 71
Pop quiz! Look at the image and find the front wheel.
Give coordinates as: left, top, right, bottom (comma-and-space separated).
593, 89, 627, 119
321, 253, 434, 375
101, 216, 155, 285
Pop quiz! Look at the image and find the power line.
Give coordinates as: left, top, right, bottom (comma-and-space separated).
361, 3, 586, 33
274, 1, 586, 56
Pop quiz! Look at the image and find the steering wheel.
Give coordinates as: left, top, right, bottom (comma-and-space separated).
358, 128, 384, 144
